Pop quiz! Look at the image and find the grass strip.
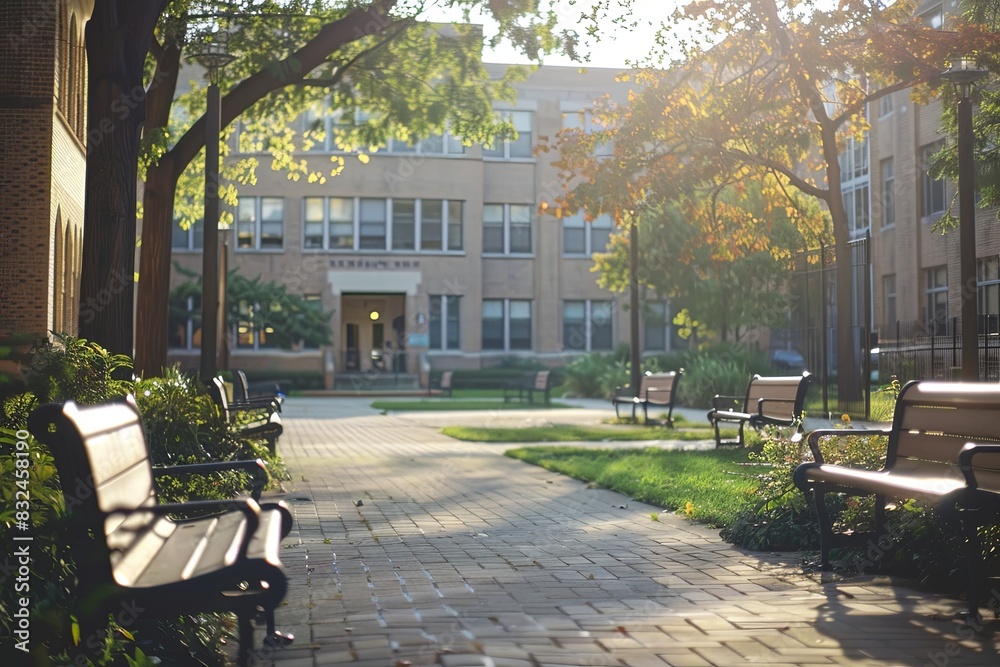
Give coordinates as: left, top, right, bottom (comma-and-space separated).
372, 400, 572, 411
441, 424, 731, 442
505, 446, 759, 527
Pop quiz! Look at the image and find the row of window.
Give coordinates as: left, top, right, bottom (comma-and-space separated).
240, 108, 611, 160
174, 197, 613, 257
171, 295, 671, 352
882, 255, 1000, 336
876, 141, 948, 230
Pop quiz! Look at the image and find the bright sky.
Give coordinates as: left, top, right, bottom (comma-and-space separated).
424, 1, 682, 70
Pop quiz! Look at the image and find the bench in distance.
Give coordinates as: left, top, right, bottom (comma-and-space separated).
611, 370, 682, 425
707, 372, 812, 447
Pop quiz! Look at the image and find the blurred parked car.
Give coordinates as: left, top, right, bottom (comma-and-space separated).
770, 349, 808, 373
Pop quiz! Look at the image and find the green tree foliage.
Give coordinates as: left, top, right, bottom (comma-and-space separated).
171, 266, 334, 349
135, 0, 576, 376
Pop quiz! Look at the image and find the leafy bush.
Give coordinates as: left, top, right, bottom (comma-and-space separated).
560, 346, 630, 399
676, 343, 770, 407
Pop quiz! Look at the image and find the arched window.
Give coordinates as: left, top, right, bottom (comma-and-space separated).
68, 16, 78, 133
53, 210, 64, 333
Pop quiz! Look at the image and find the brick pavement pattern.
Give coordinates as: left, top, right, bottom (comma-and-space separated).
260, 400, 1000, 667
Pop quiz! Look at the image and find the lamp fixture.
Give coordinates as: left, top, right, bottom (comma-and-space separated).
941, 57, 988, 100
369, 310, 380, 321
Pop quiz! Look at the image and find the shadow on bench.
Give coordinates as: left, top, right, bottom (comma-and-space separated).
28, 397, 294, 666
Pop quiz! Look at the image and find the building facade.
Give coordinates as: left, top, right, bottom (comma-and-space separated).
0, 0, 91, 352
868, 1, 1000, 356
168, 65, 678, 381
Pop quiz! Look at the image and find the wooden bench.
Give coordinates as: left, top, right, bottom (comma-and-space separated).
437, 370, 454, 397
236, 369, 283, 413
706, 372, 812, 447
503, 370, 553, 405
611, 370, 682, 425
793, 380, 1000, 619
210, 376, 283, 455
27, 397, 294, 666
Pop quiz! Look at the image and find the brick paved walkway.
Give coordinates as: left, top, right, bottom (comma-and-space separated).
260, 399, 999, 667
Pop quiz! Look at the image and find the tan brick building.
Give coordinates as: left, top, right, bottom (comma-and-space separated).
0, 0, 91, 352
168, 65, 679, 383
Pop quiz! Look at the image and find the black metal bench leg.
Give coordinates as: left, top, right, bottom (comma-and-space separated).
961, 514, 984, 620
812, 489, 835, 571
263, 607, 295, 648
237, 613, 254, 667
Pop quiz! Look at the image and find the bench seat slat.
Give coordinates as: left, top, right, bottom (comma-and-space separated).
799, 464, 966, 502
900, 405, 1000, 440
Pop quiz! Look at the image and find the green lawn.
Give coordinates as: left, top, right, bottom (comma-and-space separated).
372, 399, 573, 411
505, 446, 760, 527
441, 424, 732, 442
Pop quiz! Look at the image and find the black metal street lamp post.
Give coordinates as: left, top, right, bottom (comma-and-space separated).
941, 57, 987, 382
192, 37, 235, 384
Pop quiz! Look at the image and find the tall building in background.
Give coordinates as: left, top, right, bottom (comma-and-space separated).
168, 65, 681, 384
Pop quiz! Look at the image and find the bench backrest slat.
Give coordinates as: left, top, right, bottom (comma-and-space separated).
743, 374, 810, 421
641, 372, 678, 401
889, 382, 1000, 492
534, 371, 550, 390
440, 371, 453, 389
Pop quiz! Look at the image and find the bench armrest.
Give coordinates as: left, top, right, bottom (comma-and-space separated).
153, 458, 268, 501
712, 394, 743, 411
958, 442, 1000, 490
805, 428, 891, 464
104, 498, 261, 560
755, 397, 794, 416
231, 395, 282, 413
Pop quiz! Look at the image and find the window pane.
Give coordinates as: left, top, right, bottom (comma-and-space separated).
429, 295, 442, 350
644, 302, 667, 351
392, 199, 416, 250
510, 205, 532, 253
304, 198, 325, 249
422, 134, 444, 154
329, 197, 354, 249
421, 200, 443, 251
483, 204, 504, 253
359, 198, 386, 249
590, 220, 611, 254
564, 227, 585, 254
509, 300, 531, 350
172, 219, 188, 249
446, 296, 460, 349
237, 198, 256, 249
563, 301, 586, 351
482, 300, 504, 350
590, 301, 613, 350
509, 112, 532, 157
447, 201, 463, 250
881, 159, 895, 228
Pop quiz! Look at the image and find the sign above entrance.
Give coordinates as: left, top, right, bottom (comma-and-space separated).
330, 259, 421, 270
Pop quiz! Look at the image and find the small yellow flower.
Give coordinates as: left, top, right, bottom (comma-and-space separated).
841, 414, 851, 424
684, 501, 694, 516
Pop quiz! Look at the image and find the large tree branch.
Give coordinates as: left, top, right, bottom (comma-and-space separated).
164, 4, 406, 181
726, 147, 829, 200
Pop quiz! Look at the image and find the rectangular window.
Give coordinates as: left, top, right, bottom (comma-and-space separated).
304, 198, 325, 249
168, 294, 201, 350
359, 198, 387, 250
562, 109, 614, 156
563, 212, 612, 256
484, 110, 533, 159
881, 158, 895, 229
172, 218, 204, 251
429, 295, 461, 350
447, 201, 463, 251
563, 300, 613, 351
644, 302, 668, 351
878, 93, 893, 118
237, 197, 284, 251
482, 299, 532, 351
979, 257, 1000, 334
483, 204, 505, 254
920, 5, 943, 29
883, 275, 896, 330
329, 197, 354, 249
391, 199, 416, 250
926, 266, 949, 335
483, 203, 532, 255
421, 200, 443, 251
922, 141, 946, 217
482, 299, 505, 350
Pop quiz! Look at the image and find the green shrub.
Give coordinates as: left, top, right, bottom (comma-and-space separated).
560, 349, 629, 399
676, 343, 769, 407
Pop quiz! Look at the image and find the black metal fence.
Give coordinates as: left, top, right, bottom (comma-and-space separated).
772, 235, 872, 420
877, 318, 1000, 384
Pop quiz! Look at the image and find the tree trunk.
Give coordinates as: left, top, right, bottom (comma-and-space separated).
134, 158, 178, 377
134, 4, 402, 374
77, 0, 168, 357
